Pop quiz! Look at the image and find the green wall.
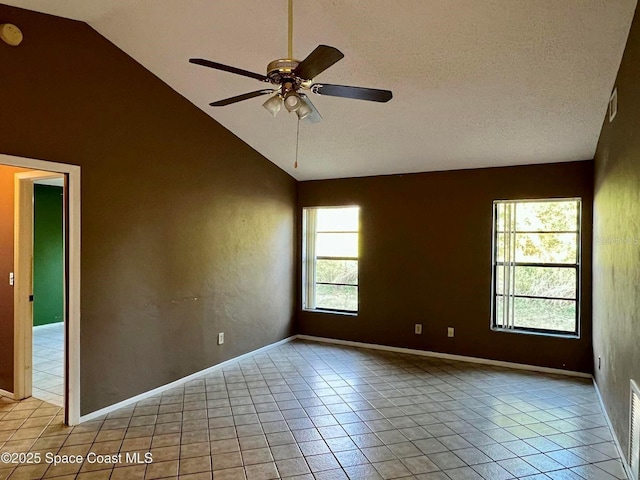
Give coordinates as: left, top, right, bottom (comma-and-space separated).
33, 184, 64, 326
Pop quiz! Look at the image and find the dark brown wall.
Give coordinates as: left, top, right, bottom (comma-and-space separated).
298, 161, 594, 373
0, 165, 27, 392
0, 5, 296, 414
593, 5, 640, 458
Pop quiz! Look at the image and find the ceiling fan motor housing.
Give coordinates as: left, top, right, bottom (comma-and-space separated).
267, 59, 301, 87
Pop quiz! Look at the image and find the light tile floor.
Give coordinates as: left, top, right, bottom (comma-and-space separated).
0, 340, 629, 479
32, 323, 64, 407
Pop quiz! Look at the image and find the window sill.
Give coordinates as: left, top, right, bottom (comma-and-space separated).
491, 327, 579, 339
303, 308, 358, 317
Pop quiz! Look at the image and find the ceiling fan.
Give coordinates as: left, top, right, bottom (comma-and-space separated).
189, 0, 392, 124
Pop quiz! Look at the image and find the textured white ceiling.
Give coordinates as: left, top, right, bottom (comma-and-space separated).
5, 0, 637, 180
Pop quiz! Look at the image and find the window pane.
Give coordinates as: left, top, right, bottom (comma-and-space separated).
514, 266, 576, 299
495, 265, 509, 295
515, 232, 577, 263
512, 297, 576, 332
316, 259, 358, 285
316, 232, 358, 258
496, 266, 503, 295
316, 284, 358, 311
495, 233, 505, 262
496, 204, 505, 232
495, 297, 505, 326
316, 207, 359, 231
514, 201, 578, 232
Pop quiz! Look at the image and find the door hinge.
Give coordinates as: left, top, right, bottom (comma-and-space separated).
29, 295, 34, 302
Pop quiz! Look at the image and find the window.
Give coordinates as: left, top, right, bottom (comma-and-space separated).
302, 206, 359, 313
492, 199, 581, 335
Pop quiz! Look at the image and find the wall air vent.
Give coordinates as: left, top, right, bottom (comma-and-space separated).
631, 380, 640, 480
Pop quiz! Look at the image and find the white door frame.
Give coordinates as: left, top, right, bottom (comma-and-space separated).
2, 154, 81, 426
14, 170, 65, 403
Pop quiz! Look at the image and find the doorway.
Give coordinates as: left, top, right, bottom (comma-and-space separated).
32, 178, 65, 406
0, 153, 81, 425
14, 171, 65, 411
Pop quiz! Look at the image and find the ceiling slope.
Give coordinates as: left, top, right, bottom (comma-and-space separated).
3, 0, 637, 180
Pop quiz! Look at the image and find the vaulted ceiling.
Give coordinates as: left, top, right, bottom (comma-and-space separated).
4, 0, 637, 180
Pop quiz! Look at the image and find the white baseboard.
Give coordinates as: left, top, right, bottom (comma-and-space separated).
296, 334, 592, 379
79, 335, 297, 423
593, 379, 633, 480
0, 389, 14, 400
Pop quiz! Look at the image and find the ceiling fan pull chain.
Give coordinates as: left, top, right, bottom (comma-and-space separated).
294, 117, 300, 169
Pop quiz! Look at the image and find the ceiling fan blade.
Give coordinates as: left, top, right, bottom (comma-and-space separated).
209, 89, 275, 106
299, 94, 322, 124
294, 45, 344, 80
190, 58, 269, 82
311, 83, 393, 102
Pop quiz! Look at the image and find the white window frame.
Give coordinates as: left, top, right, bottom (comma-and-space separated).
491, 198, 581, 337
302, 206, 359, 314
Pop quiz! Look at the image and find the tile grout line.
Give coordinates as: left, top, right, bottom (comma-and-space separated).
1, 338, 629, 480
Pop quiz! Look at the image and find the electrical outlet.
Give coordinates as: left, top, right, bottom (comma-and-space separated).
415, 324, 422, 334
447, 327, 454, 338
218, 332, 224, 345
